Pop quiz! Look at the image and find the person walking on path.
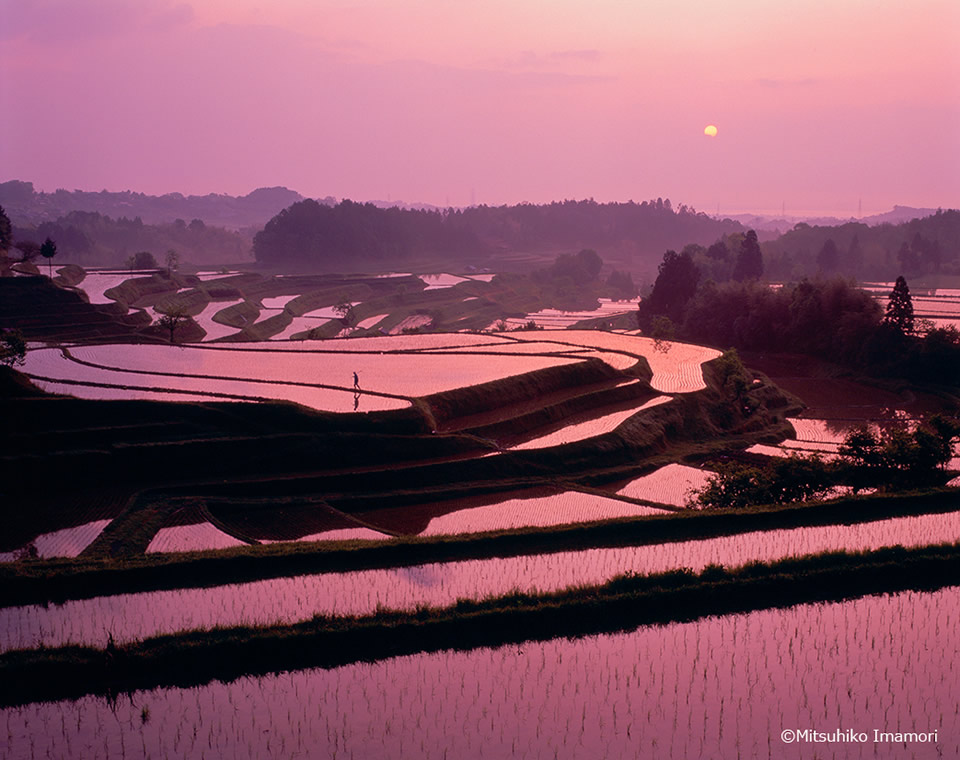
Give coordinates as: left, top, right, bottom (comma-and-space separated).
353, 371, 360, 390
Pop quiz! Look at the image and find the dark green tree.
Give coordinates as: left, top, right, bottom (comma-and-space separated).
640, 250, 700, 326
40, 237, 57, 277
705, 240, 729, 260
0, 205, 11, 253
883, 275, 914, 334
846, 234, 863, 275
732, 229, 763, 281
0, 328, 27, 367
816, 238, 840, 274
605, 269, 637, 299
128, 251, 158, 270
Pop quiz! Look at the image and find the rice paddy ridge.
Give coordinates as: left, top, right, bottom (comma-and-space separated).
3, 487, 957, 609
57, 345, 413, 404
2, 543, 959, 708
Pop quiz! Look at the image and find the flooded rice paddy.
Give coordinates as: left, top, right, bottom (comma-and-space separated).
490, 297, 641, 329
141, 490, 667, 554
20, 329, 717, 410
146, 524, 247, 554
508, 331, 721, 392
615, 463, 717, 507
508, 395, 671, 450
21, 347, 408, 412
0, 521, 111, 563
3, 586, 956, 759
61, 343, 582, 398
4, 509, 959, 651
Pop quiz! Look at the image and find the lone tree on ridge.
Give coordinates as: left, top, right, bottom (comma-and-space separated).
157, 309, 188, 343
40, 237, 57, 277
884, 275, 914, 334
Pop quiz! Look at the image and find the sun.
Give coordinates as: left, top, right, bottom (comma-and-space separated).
704, 124, 718, 137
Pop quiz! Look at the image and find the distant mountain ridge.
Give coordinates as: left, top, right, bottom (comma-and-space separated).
0, 180, 318, 230
720, 206, 943, 237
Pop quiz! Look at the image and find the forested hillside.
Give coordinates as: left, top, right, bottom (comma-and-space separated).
10, 212, 251, 267
762, 209, 960, 281
253, 197, 743, 270
0, 180, 312, 230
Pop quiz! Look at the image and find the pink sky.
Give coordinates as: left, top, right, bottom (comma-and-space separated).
2, 0, 958, 216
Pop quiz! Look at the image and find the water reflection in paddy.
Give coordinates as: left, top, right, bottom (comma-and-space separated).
64, 343, 582, 398
22, 347, 407, 412
3, 587, 955, 759
4, 510, 959, 651
507, 330, 721, 392
509, 395, 670, 450
0, 520, 111, 563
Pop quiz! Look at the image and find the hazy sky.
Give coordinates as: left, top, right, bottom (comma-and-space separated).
3, 0, 958, 216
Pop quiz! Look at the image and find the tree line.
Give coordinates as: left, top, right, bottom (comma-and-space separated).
8, 210, 249, 267
761, 209, 960, 281
253, 197, 744, 268
639, 237, 960, 384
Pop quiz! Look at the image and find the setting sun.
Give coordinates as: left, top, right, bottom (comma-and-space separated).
704, 124, 718, 137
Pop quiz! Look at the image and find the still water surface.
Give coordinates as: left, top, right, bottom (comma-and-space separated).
3, 587, 955, 759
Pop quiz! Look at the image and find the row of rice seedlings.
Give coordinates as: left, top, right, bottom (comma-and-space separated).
4, 587, 956, 759
615, 463, 716, 507
146, 524, 248, 555
5, 510, 960, 652
0, 521, 112, 564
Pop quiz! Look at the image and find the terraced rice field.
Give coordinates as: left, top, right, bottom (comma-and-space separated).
864, 284, 960, 329
5, 586, 954, 759
491, 298, 641, 329
614, 463, 717, 507
74, 270, 153, 304
59, 343, 582, 398
26, 588, 960, 760
5, 509, 958, 651
508, 330, 722, 392
509, 395, 671, 450
140, 490, 667, 555
21, 347, 407, 411
0, 521, 112, 563
419, 273, 471, 289
21, 329, 690, 410
146, 524, 248, 554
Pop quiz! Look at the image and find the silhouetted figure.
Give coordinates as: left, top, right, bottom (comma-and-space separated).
353, 372, 360, 390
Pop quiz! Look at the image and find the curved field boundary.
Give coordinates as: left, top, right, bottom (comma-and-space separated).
500, 331, 720, 392
60, 347, 412, 405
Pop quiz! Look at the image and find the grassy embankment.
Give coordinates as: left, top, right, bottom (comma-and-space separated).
2, 487, 957, 608
3, 344, 800, 575
2, 542, 959, 707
